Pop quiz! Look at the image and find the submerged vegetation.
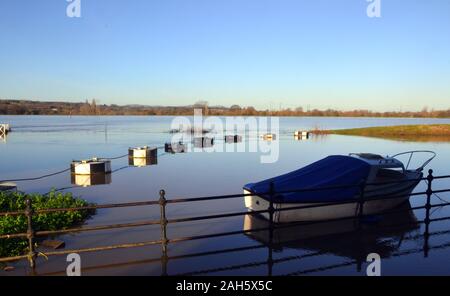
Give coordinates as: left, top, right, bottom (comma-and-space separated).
314, 124, 450, 141
0, 190, 94, 258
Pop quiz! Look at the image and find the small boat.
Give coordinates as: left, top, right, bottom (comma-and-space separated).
243, 151, 435, 223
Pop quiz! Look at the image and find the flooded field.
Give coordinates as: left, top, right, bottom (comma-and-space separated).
1, 115, 450, 275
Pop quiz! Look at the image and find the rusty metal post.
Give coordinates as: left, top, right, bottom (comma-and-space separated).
267, 182, 275, 276
25, 198, 36, 269
159, 189, 168, 276
424, 169, 433, 258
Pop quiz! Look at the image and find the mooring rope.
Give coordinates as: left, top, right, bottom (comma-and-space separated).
100, 154, 129, 160
0, 152, 130, 183
425, 179, 449, 203
111, 165, 130, 174
0, 168, 72, 183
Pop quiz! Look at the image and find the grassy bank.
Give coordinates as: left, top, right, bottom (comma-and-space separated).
0, 190, 95, 258
314, 124, 450, 141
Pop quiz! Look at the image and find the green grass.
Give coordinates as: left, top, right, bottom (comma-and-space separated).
0, 190, 95, 258
313, 124, 450, 141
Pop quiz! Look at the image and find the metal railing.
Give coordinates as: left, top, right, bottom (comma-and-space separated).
1, 169, 450, 275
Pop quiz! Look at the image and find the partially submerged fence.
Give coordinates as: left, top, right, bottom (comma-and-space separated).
1, 169, 450, 275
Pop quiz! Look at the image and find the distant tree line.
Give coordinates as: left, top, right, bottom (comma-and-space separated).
1, 99, 450, 118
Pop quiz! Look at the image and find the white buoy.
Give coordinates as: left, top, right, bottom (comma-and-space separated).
165, 142, 186, 153
261, 133, 276, 141
128, 146, 157, 159
194, 137, 214, 148
224, 135, 242, 143
71, 173, 112, 187
0, 182, 17, 192
71, 158, 111, 175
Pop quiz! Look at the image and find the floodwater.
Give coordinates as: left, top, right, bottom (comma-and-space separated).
1, 115, 450, 276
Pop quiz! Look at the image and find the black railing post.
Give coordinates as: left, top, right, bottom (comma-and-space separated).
356, 180, 366, 272
356, 180, 367, 231
267, 182, 275, 276
358, 180, 366, 221
25, 198, 36, 270
159, 189, 169, 276
424, 169, 433, 258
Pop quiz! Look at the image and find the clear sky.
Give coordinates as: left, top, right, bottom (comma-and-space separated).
0, 0, 449, 111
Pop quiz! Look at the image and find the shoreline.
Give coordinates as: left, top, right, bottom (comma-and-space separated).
312, 124, 450, 141
2, 114, 450, 120
2, 100, 450, 118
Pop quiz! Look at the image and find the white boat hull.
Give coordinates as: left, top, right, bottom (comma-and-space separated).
244, 173, 421, 223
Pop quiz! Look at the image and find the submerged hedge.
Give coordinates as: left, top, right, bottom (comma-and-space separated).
0, 190, 94, 258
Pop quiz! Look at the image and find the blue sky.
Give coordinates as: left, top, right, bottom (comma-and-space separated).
0, 0, 449, 111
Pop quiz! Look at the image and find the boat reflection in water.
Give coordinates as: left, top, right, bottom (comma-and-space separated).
243, 202, 419, 262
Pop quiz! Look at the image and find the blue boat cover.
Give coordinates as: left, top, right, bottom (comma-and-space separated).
243, 155, 371, 203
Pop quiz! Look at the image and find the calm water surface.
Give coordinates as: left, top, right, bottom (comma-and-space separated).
1, 115, 450, 275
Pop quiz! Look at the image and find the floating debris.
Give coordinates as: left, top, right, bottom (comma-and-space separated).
224, 135, 242, 143
3, 266, 15, 272
41, 240, 65, 250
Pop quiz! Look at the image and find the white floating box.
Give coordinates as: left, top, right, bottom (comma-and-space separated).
71, 174, 112, 187
294, 131, 310, 137
0, 182, 17, 192
224, 135, 242, 143
261, 133, 276, 140
71, 158, 112, 175
165, 142, 186, 153
128, 146, 157, 159
194, 137, 214, 148
294, 131, 310, 140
